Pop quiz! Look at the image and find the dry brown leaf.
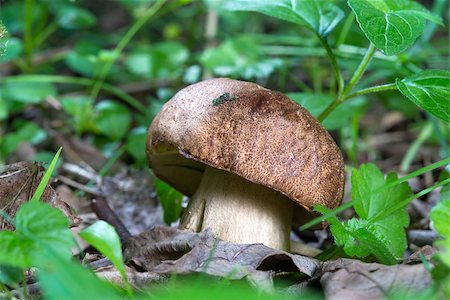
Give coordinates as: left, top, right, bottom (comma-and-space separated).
320, 258, 431, 300
0, 161, 80, 230
124, 226, 320, 281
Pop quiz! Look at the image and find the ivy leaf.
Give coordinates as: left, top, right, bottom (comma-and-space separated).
396, 70, 450, 123
154, 179, 183, 225
348, 0, 443, 55
211, 0, 344, 37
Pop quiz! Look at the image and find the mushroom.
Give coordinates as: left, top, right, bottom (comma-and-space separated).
146, 78, 344, 251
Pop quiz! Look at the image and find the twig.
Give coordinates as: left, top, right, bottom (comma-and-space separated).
408, 230, 439, 246
57, 175, 103, 197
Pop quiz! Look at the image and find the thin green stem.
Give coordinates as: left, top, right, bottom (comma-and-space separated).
1, 75, 146, 114
343, 43, 377, 95
318, 99, 341, 122
317, 35, 344, 96
369, 177, 450, 225
318, 43, 378, 122
400, 123, 433, 172
336, 13, 355, 47
343, 83, 397, 101
89, 0, 166, 102
34, 22, 58, 48
24, 0, 34, 71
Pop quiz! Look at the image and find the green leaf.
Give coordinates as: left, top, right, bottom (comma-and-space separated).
79, 220, 130, 293
1, 80, 56, 103
200, 36, 283, 79
61, 96, 98, 135
0, 264, 23, 286
214, 0, 344, 37
0, 201, 74, 268
37, 249, 121, 300
155, 179, 183, 225
124, 42, 189, 80
0, 37, 23, 63
288, 93, 367, 130
55, 5, 97, 30
351, 164, 411, 260
348, 0, 443, 55
95, 100, 131, 140
430, 185, 450, 237
396, 70, 450, 123
125, 127, 147, 163
1, 122, 47, 157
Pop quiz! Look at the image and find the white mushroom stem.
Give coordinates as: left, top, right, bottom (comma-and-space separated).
179, 166, 293, 251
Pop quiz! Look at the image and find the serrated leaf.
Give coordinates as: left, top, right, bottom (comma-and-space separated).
0, 201, 74, 268
348, 0, 443, 55
396, 70, 450, 123
79, 220, 130, 292
155, 179, 183, 225
213, 0, 343, 37
351, 164, 411, 259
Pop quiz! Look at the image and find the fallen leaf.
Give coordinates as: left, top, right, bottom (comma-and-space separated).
0, 161, 80, 230
320, 258, 431, 300
124, 227, 320, 281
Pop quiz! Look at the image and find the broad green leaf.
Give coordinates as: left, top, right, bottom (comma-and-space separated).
348, 0, 443, 55
213, 0, 344, 37
1, 122, 47, 157
64, 51, 98, 77
124, 42, 189, 80
396, 70, 450, 123
0, 231, 33, 268
201, 36, 283, 79
15, 201, 74, 259
95, 100, 131, 140
155, 179, 183, 225
79, 221, 130, 293
0, 98, 7, 120
288, 93, 367, 130
125, 127, 147, 163
55, 5, 97, 30
0, 37, 23, 63
37, 249, 121, 300
430, 185, 450, 237
1, 80, 56, 103
0, 201, 74, 268
61, 96, 98, 135
351, 164, 411, 259
0, 264, 23, 286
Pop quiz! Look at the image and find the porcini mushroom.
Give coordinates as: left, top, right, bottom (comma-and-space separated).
147, 78, 344, 251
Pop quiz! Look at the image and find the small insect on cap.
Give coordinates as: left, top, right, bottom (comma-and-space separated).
147, 78, 345, 213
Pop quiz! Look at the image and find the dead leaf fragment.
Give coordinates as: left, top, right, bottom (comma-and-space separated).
320, 258, 432, 300
0, 161, 80, 230
125, 226, 320, 281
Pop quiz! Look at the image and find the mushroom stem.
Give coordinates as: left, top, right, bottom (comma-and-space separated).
179, 166, 293, 251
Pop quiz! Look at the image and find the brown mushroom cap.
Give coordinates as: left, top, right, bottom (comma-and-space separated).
147, 78, 344, 212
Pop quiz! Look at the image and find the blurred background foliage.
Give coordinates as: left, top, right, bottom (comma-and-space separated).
0, 0, 448, 173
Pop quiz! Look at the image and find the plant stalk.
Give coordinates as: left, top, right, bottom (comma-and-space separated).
89, 0, 166, 102
317, 35, 344, 96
